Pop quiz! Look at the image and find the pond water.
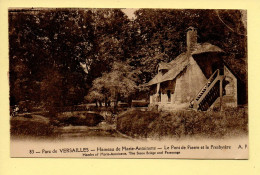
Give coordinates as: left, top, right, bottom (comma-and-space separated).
11, 121, 131, 141
11, 111, 131, 141
52, 123, 127, 140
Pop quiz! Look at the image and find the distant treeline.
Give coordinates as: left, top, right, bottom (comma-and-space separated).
9, 9, 247, 112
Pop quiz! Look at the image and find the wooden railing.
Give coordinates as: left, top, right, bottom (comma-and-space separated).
192, 69, 222, 111
195, 69, 219, 102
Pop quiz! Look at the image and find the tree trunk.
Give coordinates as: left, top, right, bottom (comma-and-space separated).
99, 101, 102, 107
127, 97, 132, 107
105, 97, 108, 107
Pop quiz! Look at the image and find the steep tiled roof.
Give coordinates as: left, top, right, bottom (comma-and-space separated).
147, 53, 188, 86
191, 43, 223, 55
146, 43, 223, 86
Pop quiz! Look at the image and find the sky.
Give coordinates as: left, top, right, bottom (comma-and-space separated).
121, 8, 138, 20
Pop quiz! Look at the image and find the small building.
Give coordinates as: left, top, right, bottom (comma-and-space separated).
146, 27, 237, 111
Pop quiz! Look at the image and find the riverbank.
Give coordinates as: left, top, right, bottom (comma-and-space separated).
10, 106, 248, 140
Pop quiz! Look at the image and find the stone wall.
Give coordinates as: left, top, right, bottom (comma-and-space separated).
213, 66, 237, 108
149, 56, 237, 110
172, 56, 207, 106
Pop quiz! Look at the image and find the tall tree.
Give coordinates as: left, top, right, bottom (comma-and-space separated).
86, 61, 140, 107
131, 9, 247, 83
9, 9, 96, 109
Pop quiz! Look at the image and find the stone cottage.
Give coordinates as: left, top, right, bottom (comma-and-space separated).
146, 27, 237, 111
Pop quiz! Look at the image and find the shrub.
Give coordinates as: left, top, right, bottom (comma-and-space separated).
56, 111, 104, 126
10, 114, 54, 136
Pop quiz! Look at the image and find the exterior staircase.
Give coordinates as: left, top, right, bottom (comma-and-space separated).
190, 69, 224, 111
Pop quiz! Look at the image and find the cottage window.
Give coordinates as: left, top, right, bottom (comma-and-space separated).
167, 90, 171, 102
225, 77, 233, 95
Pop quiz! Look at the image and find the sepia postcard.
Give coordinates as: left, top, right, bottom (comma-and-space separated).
9, 8, 248, 159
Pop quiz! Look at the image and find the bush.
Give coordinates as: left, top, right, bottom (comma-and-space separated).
116, 107, 248, 139
10, 114, 54, 136
56, 111, 104, 126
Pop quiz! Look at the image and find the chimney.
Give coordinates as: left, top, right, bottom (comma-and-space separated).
186, 27, 197, 53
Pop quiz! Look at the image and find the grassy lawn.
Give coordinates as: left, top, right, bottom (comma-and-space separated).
116, 107, 248, 139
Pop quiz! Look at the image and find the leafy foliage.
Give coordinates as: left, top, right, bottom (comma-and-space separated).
131, 9, 247, 82
9, 9, 247, 112
86, 61, 140, 106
